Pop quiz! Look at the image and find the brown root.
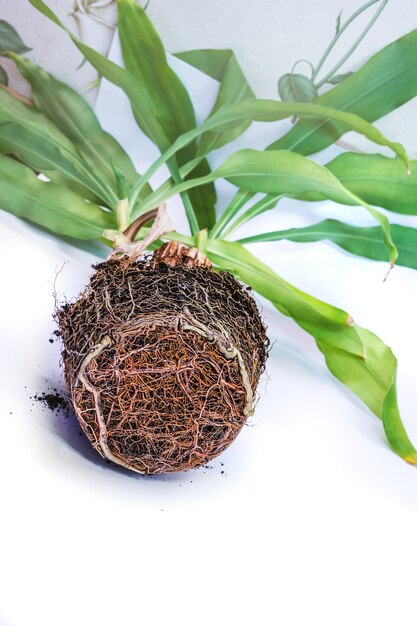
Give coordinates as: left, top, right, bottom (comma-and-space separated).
56, 244, 268, 474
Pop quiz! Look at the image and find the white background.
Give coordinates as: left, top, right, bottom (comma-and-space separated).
1, 2, 417, 626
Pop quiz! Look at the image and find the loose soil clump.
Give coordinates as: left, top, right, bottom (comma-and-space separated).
56, 242, 268, 474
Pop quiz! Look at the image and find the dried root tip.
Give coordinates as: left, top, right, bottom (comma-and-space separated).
152, 240, 212, 269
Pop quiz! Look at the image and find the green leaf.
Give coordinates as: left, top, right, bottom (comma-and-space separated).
175, 48, 255, 155
0, 20, 31, 55
11, 54, 145, 201
0, 86, 117, 207
238, 219, 417, 270
25, 0, 211, 232
326, 72, 354, 85
129, 98, 410, 211
212, 149, 397, 263
0, 154, 114, 239
0, 66, 8, 86
204, 100, 408, 164
26, 0, 169, 150
318, 330, 417, 464
133, 147, 398, 264
117, 0, 216, 229
326, 153, 417, 215
205, 238, 417, 464
205, 238, 364, 354
278, 73, 318, 102
270, 29, 417, 154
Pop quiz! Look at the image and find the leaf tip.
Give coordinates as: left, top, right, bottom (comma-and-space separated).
383, 262, 395, 283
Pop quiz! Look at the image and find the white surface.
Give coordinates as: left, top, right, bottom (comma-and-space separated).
2, 9, 417, 626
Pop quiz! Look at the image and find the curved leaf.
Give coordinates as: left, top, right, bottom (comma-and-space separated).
0, 154, 114, 239
326, 153, 417, 215
213, 149, 397, 263
129, 98, 409, 210
270, 28, 417, 154
278, 73, 318, 102
0, 86, 116, 206
206, 238, 417, 464
11, 54, 145, 199
175, 48, 255, 155
238, 219, 417, 270
117, 0, 215, 229
0, 20, 31, 54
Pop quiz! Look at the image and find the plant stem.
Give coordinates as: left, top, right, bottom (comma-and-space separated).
292, 59, 315, 78
180, 189, 200, 235
209, 190, 253, 239
116, 198, 129, 231
315, 0, 389, 88
132, 172, 215, 218
312, 1, 380, 81
221, 194, 282, 239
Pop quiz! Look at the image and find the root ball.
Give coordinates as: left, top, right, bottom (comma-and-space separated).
56, 243, 268, 474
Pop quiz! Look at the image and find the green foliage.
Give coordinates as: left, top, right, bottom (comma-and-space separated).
1, 0, 416, 465
11, 54, 144, 200
326, 153, 417, 215
0, 154, 114, 238
0, 86, 118, 206
117, 0, 216, 229
238, 220, 417, 270
272, 28, 417, 155
278, 74, 318, 103
278, 0, 389, 101
176, 48, 255, 154
203, 239, 417, 464
0, 19, 31, 55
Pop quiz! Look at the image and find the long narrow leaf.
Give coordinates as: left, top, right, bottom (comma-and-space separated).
175, 48, 255, 155
117, 0, 216, 229
238, 220, 417, 270
26, 0, 213, 232
318, 331, 417, 463
196, 99, 409, 165
326, 153, 417, 215
11, 54, 146, 199
26, 0, 169, 150
0, 154, 114, 238
206, 238, 417, 464
270, 29, 417, 155
214, 149, 397, 264
0, 87, 116, 206
129, 98, 409, 209
133, 148, 397, 264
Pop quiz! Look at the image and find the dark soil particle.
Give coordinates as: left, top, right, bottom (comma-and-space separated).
32, 390, 68, 412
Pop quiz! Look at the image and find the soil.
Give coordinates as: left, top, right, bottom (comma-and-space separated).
55, 243, 268, 475
31, 388, 68, 413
